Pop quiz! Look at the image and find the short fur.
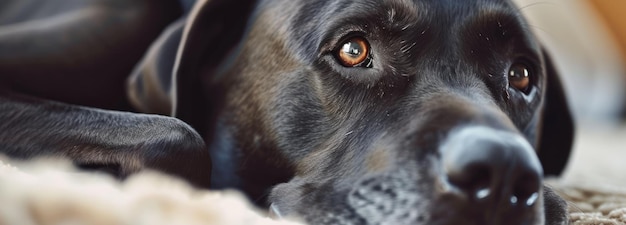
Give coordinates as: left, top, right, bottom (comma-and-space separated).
1, 0, 573, 224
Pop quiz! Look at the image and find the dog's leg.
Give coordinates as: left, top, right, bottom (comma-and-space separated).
0, 91, 211, 188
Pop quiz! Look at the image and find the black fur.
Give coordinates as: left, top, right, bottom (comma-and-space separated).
1, 0, 573, 224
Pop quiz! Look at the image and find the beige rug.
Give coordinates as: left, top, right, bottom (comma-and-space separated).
0, 126, 624, 225
547, 125, 626, 225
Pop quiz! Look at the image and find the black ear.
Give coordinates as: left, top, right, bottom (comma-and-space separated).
172, 0, 258, 135
127, 19, 185, 116
537, 49, 575, 176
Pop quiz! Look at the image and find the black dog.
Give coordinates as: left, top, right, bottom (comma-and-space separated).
1, 0, 573, 224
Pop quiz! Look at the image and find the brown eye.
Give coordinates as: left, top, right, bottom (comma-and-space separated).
337, 37, 371, 67
508, 63, 531, 93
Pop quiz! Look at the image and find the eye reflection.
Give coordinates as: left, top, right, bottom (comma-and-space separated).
337, 37, 371, 67
508, 63, 531, 93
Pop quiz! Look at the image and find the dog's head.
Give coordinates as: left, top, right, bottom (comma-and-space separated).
173, 0, 573, 224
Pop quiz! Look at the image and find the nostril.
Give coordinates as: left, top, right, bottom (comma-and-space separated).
524, 192, 540, 206
447, 164, 492, 201
512, 173, 541, 207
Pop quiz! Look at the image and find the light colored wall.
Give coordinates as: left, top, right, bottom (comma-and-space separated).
588, 0, 626, 62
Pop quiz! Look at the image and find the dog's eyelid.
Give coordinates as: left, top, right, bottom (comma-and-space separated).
318, 26, 368, 53
512, 49, 541, 65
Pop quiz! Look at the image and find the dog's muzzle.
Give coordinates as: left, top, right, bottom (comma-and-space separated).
269, 92, 546, 224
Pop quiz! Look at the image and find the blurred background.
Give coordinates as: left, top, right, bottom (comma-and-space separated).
514, 0, 626, 126
513, 0, 626, 187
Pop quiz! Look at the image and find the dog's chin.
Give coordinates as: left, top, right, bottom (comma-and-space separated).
542, 186, 569, 225
269, 179, 568, 225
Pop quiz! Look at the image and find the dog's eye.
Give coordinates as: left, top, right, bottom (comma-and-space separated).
508, 63, 531, 93
336, 37, 372, 68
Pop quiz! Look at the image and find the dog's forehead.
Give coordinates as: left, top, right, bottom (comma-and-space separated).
285, 0, 520, 21
270, 0, 538, 55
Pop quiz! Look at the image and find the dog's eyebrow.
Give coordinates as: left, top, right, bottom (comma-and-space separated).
461, 9, 542, 58
383, 0, 421, 22
314, 0, 425, 53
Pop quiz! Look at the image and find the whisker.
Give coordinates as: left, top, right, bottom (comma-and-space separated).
526, 24, 551, 37
517, 1, 559, 12
544, 183, 586, 214
567, 200, 586, 214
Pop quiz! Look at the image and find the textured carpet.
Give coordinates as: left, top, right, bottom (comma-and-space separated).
548, 125, 626, 225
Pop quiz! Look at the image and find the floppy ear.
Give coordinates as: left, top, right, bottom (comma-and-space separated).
127, 19, 185, 116
537, 49, 575, 176
172, 0, 258, 135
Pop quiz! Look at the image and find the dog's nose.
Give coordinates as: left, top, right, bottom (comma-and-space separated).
441, 126, 543, 209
